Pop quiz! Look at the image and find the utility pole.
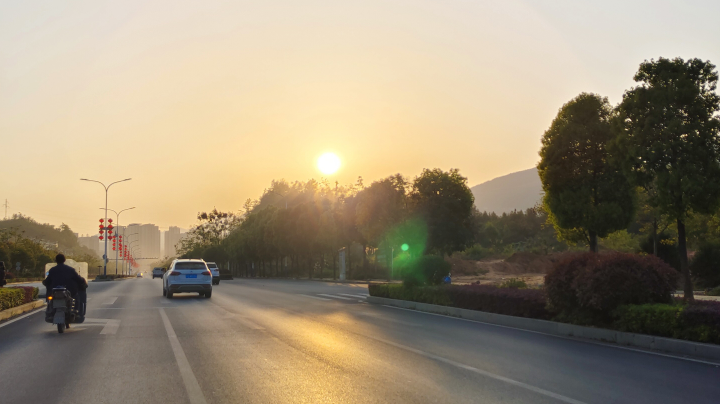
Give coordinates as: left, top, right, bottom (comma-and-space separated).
3, 199, 8, 219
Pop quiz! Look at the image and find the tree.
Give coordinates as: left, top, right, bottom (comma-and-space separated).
355, 174, 408, 248
410, 168, 474, 256
538, 93, 635, 252
615, 57, 720, 300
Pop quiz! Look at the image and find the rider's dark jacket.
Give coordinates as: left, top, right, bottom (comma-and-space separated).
43, 264, 87, 296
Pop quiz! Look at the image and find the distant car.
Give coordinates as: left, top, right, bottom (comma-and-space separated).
207, 262, 220, 285
163, 259, 212, 299
152, 267, 164, 279
136, 272, 142, 278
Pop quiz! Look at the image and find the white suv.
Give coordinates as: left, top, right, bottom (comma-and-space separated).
207, 262, 220, 285
163, 259, 213, 299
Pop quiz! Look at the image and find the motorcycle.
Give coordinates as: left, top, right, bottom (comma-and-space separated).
45, 287, 86, 333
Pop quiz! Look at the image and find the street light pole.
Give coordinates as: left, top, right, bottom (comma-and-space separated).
81, 178, 131, 277
123, 234, 139, 275
100, 207, 135, 276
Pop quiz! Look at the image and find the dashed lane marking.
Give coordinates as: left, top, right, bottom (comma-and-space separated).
103, 297, 118, 305
339, 293, 367, 299
299, 294, 331, 301
317, 294, 354, 301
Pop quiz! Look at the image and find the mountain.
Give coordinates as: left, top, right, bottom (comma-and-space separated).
471, 168, 543, 214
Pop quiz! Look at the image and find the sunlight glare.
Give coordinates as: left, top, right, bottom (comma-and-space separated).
317, 152, 341, 175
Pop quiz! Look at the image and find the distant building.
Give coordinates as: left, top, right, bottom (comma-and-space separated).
164, 226, 184, 258
78, 234, 101, 257
126, 223, 161, 271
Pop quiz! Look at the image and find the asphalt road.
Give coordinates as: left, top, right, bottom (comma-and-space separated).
1, 278, 719, 404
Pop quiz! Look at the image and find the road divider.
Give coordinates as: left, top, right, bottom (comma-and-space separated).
368, 296, 720, 362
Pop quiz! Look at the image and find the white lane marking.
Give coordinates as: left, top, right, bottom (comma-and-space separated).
299, 294, 331, 301
370, 334, 586, 404
100, 319, 120, 335
0, 306, 45, 329
83, 318, 121, 334
159, 308, 208, 404
317, 294, 353, 300
382, 305, 720, 367
103, 297, 118, 305
339, 293, 367, 299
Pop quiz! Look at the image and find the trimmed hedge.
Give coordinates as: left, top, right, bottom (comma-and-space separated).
0, 288, 25, 310
9, 286, 39, 304
613, 300, 720, 344
546, 252, 678, 322
368, 283, 549, 319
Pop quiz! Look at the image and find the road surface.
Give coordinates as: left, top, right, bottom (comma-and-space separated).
1, 278, 718, 403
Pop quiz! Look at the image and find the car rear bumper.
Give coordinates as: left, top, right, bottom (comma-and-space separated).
168, 284, 212, 293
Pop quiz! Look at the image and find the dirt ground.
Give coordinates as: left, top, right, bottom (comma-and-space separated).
447, 252, 569, 287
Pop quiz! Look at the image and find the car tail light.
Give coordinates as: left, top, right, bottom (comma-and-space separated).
202, 270, 211, 276
170, 271, 182, 276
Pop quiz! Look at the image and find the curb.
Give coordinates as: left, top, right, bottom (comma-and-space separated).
235, 277, 398, 285
367, 296, 720, 362
0, 300, 46, 322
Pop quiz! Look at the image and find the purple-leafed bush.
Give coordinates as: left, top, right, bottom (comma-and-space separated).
368, 283, 549, 319
545, 252, 678, 321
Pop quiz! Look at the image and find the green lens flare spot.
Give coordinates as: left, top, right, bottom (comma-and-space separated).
401, 243, 409, 251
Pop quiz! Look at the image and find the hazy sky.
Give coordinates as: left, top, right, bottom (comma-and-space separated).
2, 0, 719, 235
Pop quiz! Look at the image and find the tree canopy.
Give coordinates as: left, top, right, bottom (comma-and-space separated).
615, 57, 720, 300
538, 93, 635, 252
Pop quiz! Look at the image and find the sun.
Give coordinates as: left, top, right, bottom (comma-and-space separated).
317, 152, 341, 175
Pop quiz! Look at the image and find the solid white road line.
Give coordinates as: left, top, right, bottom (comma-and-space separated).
317, 294, 353, 300
339, 293, 367, 299
299, 294, 331, 301
103, 297, 118, 305
370, 335, 587, 404
0, 307, 45, 329
159, 308, 208, 404
382, 305, 720, 367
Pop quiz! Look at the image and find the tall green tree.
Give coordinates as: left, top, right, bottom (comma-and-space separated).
410, 168, 475, 257
615, 57, 720, 300
538, 93, 635, 252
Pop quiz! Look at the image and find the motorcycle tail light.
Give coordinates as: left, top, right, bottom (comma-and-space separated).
48, 296, 52, 300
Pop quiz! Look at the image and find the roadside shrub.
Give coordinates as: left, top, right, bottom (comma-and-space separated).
9, 286, 39, 303
544, 253, 595, 314
545, 252, 678, 322
400, 255, 450, 287
690, 242, 720, 288
612, 303, 683, 338
613, 300, 720, 344
498, 278, 527, 289
0, 288, 24, 310
368, 283, 549, 319
707, 286, 720, 296
461, 244, 492, 261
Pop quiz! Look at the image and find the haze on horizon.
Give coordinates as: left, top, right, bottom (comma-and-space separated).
1, 0, 719, 235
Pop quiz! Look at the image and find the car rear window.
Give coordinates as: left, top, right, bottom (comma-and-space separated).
174, 262, 207, 270
208, 264, 218, 268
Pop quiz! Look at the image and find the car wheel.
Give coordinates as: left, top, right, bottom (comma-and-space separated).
166, 291, 173, 299
163, 286, 167, 296
205, 291, 212, 298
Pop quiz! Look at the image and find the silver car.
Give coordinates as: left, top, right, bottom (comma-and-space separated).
162, 259, 213, 298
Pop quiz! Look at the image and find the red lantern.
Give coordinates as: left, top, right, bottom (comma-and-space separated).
99, 236, 104, 240
99, 219, 104, 223
108, 219, 113, 223
108, 224, 113, 230
108, 230, 113, 235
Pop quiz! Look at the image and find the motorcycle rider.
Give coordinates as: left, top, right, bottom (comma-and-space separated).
43, 254, 87, 328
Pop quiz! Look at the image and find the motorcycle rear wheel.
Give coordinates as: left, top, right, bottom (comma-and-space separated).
57, 323, 65, 333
